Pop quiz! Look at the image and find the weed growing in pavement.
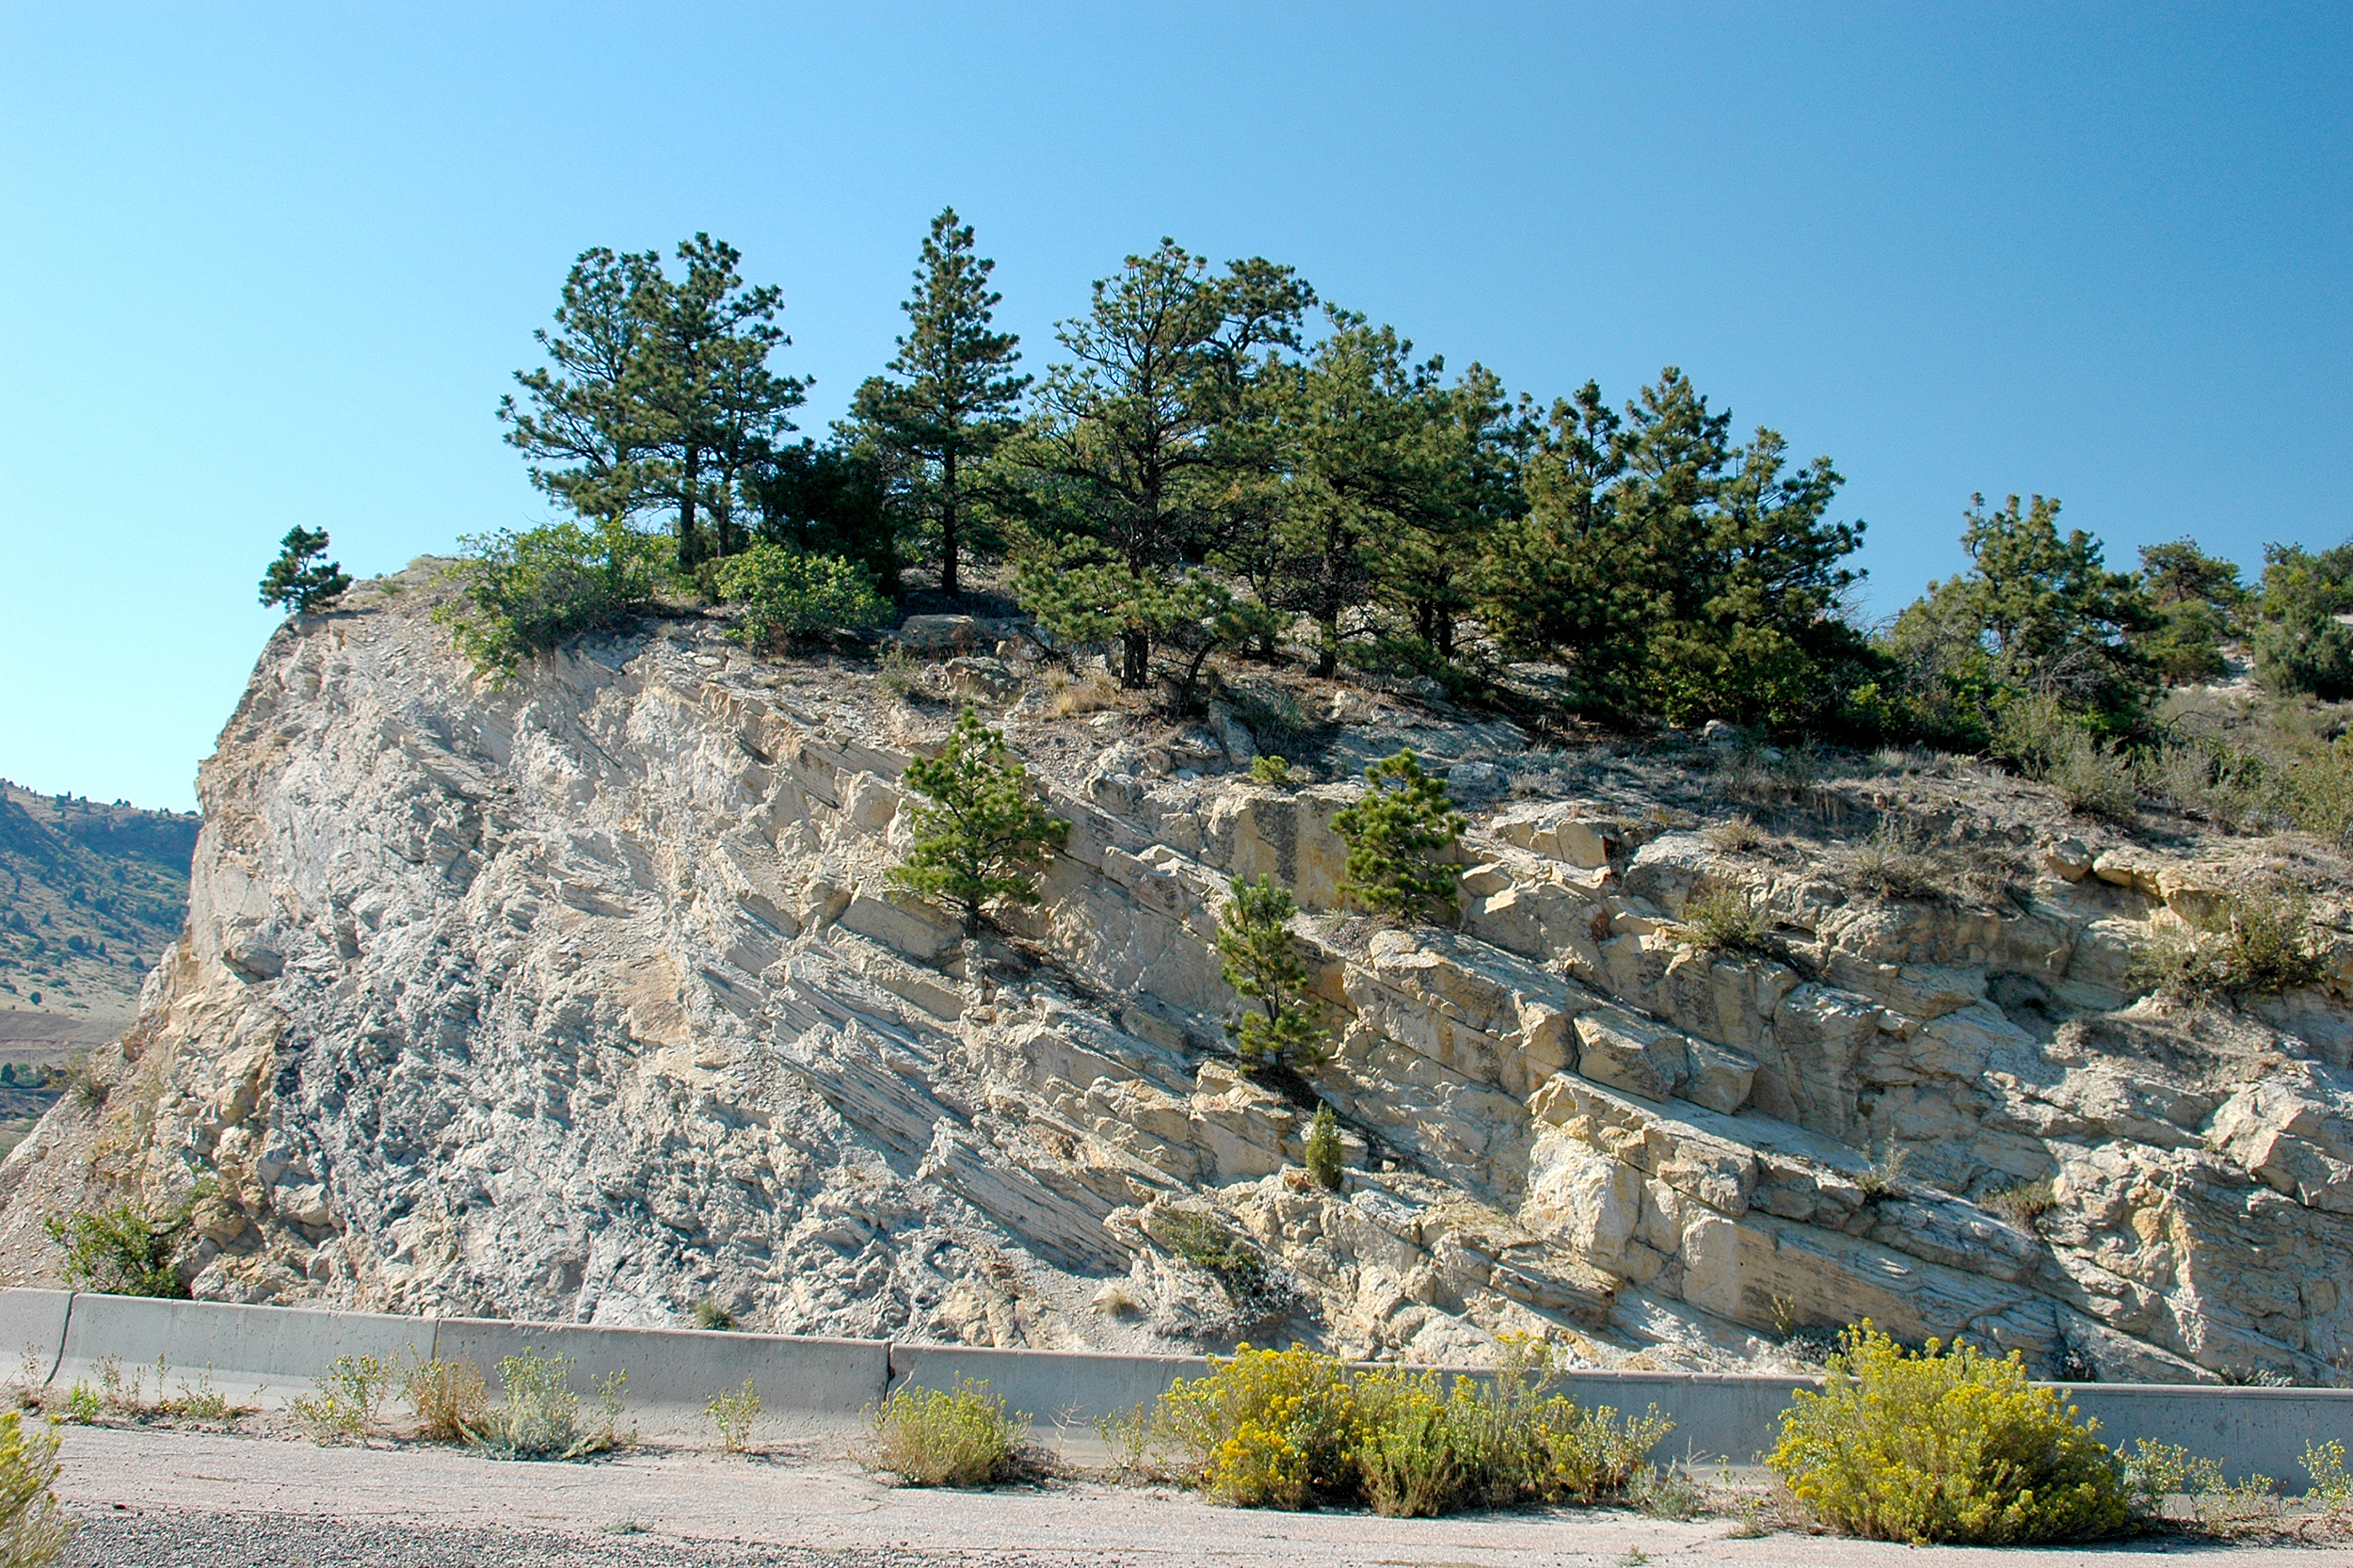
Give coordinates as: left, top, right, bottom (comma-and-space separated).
707, 1378, 760, 1452
469, 1351, 630, 1459
1151, 1337, 1671, 1517
289, 1354, 393, 1445
404, 1357, 489, 1443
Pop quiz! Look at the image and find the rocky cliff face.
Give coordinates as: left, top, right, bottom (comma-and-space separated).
5, 564, 2352, 1384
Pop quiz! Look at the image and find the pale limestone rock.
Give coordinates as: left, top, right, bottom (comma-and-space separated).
5, 578, 2348, 1385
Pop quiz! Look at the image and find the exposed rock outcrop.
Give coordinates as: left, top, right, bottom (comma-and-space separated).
5, 565, 2351, 1383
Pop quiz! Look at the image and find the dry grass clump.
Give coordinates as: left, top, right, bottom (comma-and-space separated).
1703, 813, 1762, 853
1046, 667, 1122, 718
1846, 821, 1944, 900
1983, 1180, 2057, 1227
867, 1376, 1027, 1486
404, 1357, 489, 1442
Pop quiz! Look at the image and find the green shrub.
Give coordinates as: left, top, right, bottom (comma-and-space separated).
867, 1377, 1025, 1486
42, 1201, 187, 1299
1331, 749, 1467, 922
1215, 875, 1329, 1073
713, 543, 889, 649
289, 1354, 393, 1446
1673, 886, 1770, 953
707, 1377, 760, 1452
1155, 1209, 1270, 1305
1303, 1105, 1344, 1192
2133, 884, 2329, 1002
1248, 754, 1300, 787
57, 1385, 96, 1427
2044, 732, 2139, 820
887, 708, 1069, 936
2253, 616, 2353, 700
690, 1299, 738, 1332
1156, 1343, 1361, 1508
436, 520, 667, 678
403, 1357, 489, 1443
1769, 1321, 2131, 1544
0, 1411, 73, 1567
2124, 1439, 2279, 1525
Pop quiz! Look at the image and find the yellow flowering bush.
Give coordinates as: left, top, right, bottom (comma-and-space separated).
1157, 1344, 1362, 1506
1150, 1337, 1673, 1517
1768, 1322, 2131, 1544
0, 1410, 72, 1567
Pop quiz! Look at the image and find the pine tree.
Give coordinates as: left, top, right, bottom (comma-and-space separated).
634, 234, 808, 568
1303, 1104, 1345, 1191
1018, 240, 1311, 687
1215, 874, 1328, 1072
1331, 749, 1467, 922
851, 209, 1029, 597
258, 527, 351, 614
888, 709, 1069, 936
497, 247, 664, 527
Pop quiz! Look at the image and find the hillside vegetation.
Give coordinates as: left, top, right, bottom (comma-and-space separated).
0, 782, 196, 1034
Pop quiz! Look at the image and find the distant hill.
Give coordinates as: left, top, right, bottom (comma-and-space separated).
0, 779, 199, 1054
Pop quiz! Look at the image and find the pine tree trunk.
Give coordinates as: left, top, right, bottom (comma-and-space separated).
939, 450, 960, 598
1121, 631, 1150, 689
678, 448, 702, 568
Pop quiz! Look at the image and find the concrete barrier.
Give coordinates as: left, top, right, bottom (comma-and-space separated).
14, 1289, 2351, 1484
0, 1289, 70, 1385
430, 1318, 888, 1436
53, 1295, 433, 1409
2064, 1384, 2353, 1488
888, 1342, 1211, 1434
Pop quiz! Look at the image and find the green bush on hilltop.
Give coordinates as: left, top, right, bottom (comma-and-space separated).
258, 527, 352, 616
436, 520, 668, 678
712, 543, 889, 649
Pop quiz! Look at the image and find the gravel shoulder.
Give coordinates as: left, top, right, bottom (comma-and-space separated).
46, 1425, 2344, 1567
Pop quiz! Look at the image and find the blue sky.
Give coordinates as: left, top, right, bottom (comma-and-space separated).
2, 3, 2345, 811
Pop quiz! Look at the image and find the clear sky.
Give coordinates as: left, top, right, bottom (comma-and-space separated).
2, 3, 2345, 812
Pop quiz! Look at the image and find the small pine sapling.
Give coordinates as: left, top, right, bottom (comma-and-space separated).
888, 708, 1070, 936
258, 527, 352, 615
1331, 749, 1468, 922
1303, 1104, 1345, 1191
1215, 875, 1328, 1073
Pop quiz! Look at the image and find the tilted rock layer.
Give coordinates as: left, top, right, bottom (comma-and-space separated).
6, 568, 2352, 1382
